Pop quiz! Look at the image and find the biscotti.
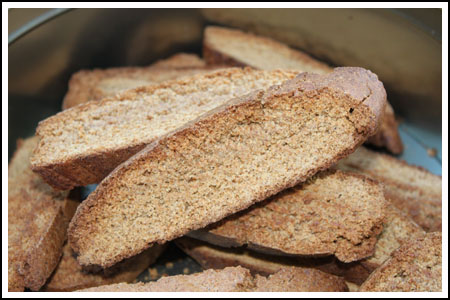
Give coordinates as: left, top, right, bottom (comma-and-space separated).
8, 137, 75, 291
336, 146, 442, 231
203, 25, 403, 154
177, 204, 425, 285
78, 266, 348, 292
43, 243, 166, 292
68, 67, 386, 269
61, 53, 213, 110
189, 170, 387, 263
32, 68, 298, 190
79, 266, 255, 292
359, 232, 442, 292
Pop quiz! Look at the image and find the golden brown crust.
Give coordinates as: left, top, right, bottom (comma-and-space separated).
189, 170, 387, 263
366, 102, 403, 154
8, 137, 71, 291
43, 244, 166, 292
68, 67, 386, 269
359, 232, 442, 292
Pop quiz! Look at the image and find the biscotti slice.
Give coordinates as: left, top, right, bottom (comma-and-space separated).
8, 137, 74, 291
189, 170, 387, 263
78, 266, 255, 292
32, 68, 298, 190
203, 25, 331, 73
78, 266, 348, 292
61, 53, 214, 110
203, 25, 403, 154
68, 67, 386, 268
359, 232, 442, 292
252, 267, 348, 292
336, 146, 442, 231
42, 243, 166, 292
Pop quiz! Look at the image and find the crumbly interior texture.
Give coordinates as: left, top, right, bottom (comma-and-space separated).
363, 204, 425, 267
203, 26, 331, 73
68, 67, 385, 268
62, 53, 209, 109
32, 68, 297, 189
78, 266, 256, 292
78, 266, 348, 292
8, 137, 69, 291
336, 146, 442, 231
198, 170, 386, 263
359, 232, 442, 292
43, 243, 166, 292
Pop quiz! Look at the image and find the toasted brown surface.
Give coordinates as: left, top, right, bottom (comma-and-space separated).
253, 267, 348, 292
43, 244, 166, 292
177, 204, 425, 285
78, 266, 347, 292
359, 232, 442, 292
203, 26, 331, 73
8, 137, 70, 291
78, 266, 255, 292
190, 170, 387, 263
336, 147, 442, 231
62, 53, 212, 110
32, 68, 298, 190
204, 25, 402, 154
68, 67, 386, 269
366, 102, 403, 154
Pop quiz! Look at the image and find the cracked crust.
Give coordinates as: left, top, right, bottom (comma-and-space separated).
68, 67, 386, 269
8, 137, 75, 292
188, 170, 387, 263
359, 232, 442, 292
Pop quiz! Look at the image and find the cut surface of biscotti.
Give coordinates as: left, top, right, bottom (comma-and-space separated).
61, 53, 211, 110
8, 137, 72, 291
359, 232, 442, 292
78, 266, 255, 292
176, 203, 425, 285
78, 266, 348, 292
203, 26, 331, 73
68, 67, 386, 268
32, 68, 299, 190
43, 243, 166, 292
204, 25, 403, 154
189, 170, 387, 263
336, 146, 442, 232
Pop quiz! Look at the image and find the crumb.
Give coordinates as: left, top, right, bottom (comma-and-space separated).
183, 268, 190, 274
165, 262, 174, 269
146, 115, 153, 120
149, 268, 159, 280
427, 148, 437, 157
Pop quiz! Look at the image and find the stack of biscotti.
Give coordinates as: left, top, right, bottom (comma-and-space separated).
62, 53, 221, 110
78, 266, 349, 292
176, 203, 425, 286
203, 25, 404, 154
63, 67, 386, 271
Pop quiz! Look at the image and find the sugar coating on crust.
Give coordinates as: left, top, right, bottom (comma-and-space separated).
198, 170, 387, 263
68, 67, 386, 268
359, 232, 442, 292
